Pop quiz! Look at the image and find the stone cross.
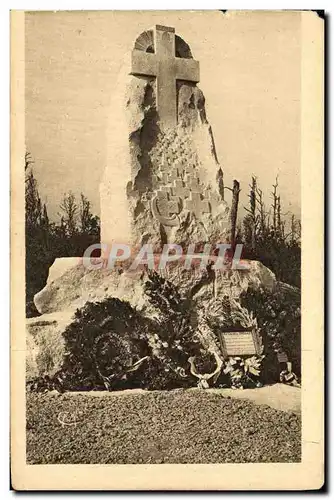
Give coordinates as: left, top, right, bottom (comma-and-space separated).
130, 25, 200, 128
156, 189, 180, 216
185, 192, 210, 216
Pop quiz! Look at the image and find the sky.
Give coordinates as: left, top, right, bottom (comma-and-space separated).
25, 10, 301, 222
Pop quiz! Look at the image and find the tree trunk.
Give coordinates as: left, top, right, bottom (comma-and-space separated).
230, 180, 240, 248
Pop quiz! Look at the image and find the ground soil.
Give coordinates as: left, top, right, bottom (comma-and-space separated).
26, 388, 301, 464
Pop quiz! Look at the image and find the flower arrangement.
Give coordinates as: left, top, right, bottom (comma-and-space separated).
223, 355, 264, 389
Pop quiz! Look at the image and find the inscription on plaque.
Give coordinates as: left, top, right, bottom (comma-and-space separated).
277, 350, 289, 363
219, 328, 261, 358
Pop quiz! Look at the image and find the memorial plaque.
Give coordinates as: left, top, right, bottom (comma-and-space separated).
277, 350, 289, 363
218, 328, 261, 358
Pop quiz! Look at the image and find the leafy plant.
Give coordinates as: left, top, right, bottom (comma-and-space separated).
240, 286, 301, 382
223, 355, 264, 389
28, 273, 207, 392
47, 298, 152, 391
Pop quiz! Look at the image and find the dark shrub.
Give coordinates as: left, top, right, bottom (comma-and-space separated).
53, 298, 152, 391
240, 286, 301, 383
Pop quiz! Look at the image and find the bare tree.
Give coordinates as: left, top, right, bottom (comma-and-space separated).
79, 193, 92, 233
223, 179, 241, 247
59, 192, 78, 237
255, 185, 269, 239
277, 195, 282, 237
25, 158, 43, 228
271, 175, 279, 233
216, 167, 225, 201
290, 214, 301, 244
229, 180, 240, 247
244, 176, 257, 251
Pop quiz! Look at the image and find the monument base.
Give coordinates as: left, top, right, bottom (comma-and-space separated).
27, 256, 279, 385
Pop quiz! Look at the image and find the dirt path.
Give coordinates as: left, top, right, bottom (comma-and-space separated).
207, 384, 301, 414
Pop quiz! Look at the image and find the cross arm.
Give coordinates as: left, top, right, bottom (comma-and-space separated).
175, 58, 200, 83
130, 50, 158, 77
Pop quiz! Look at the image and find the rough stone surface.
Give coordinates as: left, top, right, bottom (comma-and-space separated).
34, 260, 149, 316
26, 311, 74, 380
100, 33, 229, 250
29, 256, 278, 381
34, 258, 275, 316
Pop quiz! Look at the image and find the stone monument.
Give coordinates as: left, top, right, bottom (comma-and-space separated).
27, 25, 281, 385
100, 24, 229, 250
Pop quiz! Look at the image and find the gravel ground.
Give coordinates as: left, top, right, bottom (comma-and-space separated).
26, 389, 301, 464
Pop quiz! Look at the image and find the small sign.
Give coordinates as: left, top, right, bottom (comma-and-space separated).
218, 327, 261, 358
277, 351, 289, 363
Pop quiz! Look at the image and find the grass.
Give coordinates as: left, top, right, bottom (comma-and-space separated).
26, 389, 301, 464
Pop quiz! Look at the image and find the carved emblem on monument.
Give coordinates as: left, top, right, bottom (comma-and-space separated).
149, 131, 214, 227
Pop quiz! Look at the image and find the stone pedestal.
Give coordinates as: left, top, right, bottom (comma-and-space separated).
28, 256, 278, 381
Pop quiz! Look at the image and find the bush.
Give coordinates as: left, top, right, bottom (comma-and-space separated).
28, 274, 206, 392
28, 274, 297, 392
51, 298, 152, 391
240, 286, 301, 382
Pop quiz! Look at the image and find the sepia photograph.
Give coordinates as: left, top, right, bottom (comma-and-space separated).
11, 9, 324, 490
